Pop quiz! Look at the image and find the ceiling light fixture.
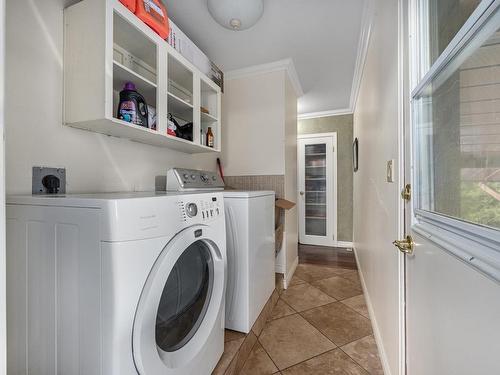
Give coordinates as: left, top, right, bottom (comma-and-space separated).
207, 0, 264, 31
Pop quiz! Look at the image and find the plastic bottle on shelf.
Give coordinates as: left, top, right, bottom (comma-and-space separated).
117, 82, 149, 128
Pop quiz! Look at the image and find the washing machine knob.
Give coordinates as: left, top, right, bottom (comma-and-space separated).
186, 203, 198, 218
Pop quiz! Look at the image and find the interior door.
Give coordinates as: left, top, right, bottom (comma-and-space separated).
298, 134, 336, 246
403, 2, 500, 374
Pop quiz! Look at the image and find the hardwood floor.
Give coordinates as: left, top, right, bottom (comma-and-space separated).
298, 244, 357, 270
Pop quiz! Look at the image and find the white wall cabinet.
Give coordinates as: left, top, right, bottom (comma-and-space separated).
64, 0, 221, 153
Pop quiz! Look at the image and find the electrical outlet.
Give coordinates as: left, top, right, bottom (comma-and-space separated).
32, 167, 66, 194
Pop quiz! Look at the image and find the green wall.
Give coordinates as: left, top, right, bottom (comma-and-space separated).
298, 114, 354, 242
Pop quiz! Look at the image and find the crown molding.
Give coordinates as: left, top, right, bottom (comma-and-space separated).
225, 4, 373, 118
298, 108, 353, 120
298, 1, 373, 120
350, 0, 374, 112
225, 58, 304, 97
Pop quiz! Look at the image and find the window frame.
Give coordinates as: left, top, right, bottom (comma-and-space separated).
409, 0, 500, 283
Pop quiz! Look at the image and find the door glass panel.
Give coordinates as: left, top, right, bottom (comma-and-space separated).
156, 240, 213, 352
304, 143, 327, 236
419, 0, 482, 72
414, 15, 500, 230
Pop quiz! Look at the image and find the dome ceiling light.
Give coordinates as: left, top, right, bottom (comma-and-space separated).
207, 0, 264, 31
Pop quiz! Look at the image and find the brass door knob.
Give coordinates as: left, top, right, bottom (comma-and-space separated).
393, 235, 415, 255
299, 191, 305, 196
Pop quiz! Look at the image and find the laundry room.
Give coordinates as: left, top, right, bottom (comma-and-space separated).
5, 0, 500, 374
4, 0, 301, 373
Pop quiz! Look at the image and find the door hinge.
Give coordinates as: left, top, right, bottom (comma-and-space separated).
401, 184, 411, 201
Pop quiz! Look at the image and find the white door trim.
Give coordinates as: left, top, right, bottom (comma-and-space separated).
297, 132, 338, 247
398, 0, 409, 374
0, 0, 6, 372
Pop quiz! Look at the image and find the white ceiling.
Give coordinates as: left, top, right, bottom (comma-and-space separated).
163, 0, 366, 115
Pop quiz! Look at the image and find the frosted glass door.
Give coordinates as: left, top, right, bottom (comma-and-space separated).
305, 144, 327, 236
298, 135, 337, 246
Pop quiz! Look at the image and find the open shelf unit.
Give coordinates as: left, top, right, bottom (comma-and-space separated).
64, 0, 221, 153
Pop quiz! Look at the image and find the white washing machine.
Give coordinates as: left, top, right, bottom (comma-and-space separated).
6, 192, 226, 375
166, 169, 275, 333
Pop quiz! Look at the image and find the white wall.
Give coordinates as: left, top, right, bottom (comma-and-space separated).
5, 0, 218, 195
221, 71, 285, 176
284, 77, 298, 284
222, 69, 298, 282
353, 0, 402, 374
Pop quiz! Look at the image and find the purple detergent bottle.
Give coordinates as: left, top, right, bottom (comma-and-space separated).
117, 82, 149, 128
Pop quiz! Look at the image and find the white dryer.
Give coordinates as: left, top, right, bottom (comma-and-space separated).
7, 192, 226, 375
166, 169, 275, 333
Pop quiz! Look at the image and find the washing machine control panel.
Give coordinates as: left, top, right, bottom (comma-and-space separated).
167, 168, 225, 191
180, 194, 223, 223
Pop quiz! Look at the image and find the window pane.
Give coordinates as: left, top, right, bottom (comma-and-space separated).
414, 15, 500, 230
304, 143, 328, 236
156, 240, 213, 352
420, 0, 482, 70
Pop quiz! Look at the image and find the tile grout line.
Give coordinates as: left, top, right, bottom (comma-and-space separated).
256, 337, 281, 374
296, 302, 374, 347
258, 312, 338, 373
294, 310, 341, 347
233, 335, 258, 375
338, 297, 371, 319
292, 280, 366, 315
338, 336, 376, 375
237, 288, 282, 374
248, 258, 367, 373
268, 298, 297, 321
277, 346, 338, 373
274, 347, 346, 373
255, 294, 284, 373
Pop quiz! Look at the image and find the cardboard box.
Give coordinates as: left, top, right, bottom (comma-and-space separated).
275, 199, 296, 253
275, 224, 284, 254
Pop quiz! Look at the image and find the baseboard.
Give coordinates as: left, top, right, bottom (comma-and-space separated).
353, 247, 392, 375
284, 256, 299, 289
334, 241, 353, 248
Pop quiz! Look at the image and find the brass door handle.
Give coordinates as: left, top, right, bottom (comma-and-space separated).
299, 191, 305, 196
393, 235, 414, 255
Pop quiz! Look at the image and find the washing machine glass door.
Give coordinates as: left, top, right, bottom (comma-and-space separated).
155, 239, 213, 352
132, 225, 225, 374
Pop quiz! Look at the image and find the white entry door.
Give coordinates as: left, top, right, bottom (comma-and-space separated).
401, 1, 500, 374
297, 134, 337, 246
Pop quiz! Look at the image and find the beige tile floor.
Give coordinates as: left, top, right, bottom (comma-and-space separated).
217, 262, 384, 374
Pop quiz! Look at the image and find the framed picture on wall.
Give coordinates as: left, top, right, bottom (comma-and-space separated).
353, 138, 359, 172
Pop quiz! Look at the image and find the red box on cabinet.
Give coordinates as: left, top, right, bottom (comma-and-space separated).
119, 0, 136, 12
135, 0, 170, 39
